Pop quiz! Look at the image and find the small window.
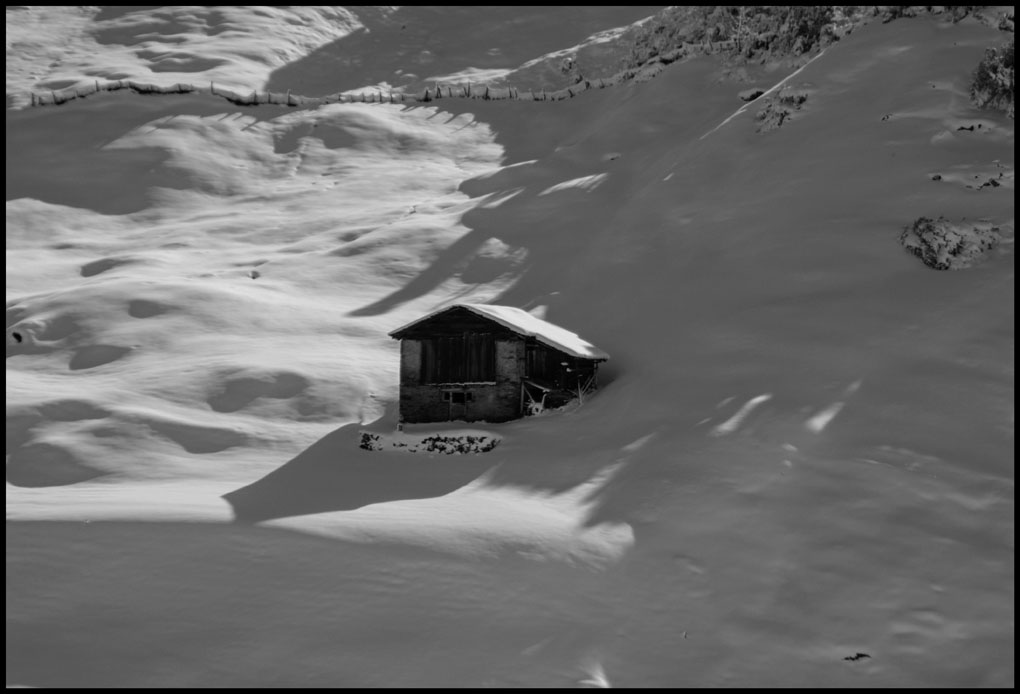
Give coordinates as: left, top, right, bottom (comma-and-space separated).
442, 390, 473, 403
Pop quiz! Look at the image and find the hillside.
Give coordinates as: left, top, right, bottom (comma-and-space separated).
6, 6, 1014, 688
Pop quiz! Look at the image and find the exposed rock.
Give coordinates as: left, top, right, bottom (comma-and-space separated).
359, 431, 500, 454
755, 100, 791, 132
755, 88, 809, 132
899, 216, 1002, 270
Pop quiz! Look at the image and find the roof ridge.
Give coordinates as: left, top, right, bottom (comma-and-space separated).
389, 303, 609, 361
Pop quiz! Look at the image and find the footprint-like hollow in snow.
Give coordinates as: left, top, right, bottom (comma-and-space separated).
38, 399, 111, 421
8, 316, 81, 355
80, 256, 137, 278
128, 299, 173, 319
37, 314, 81, 342
6, 442, 106, 488
69, 345, 133, 370
146, 419, 249, 454
6, 412, 44, 454
207, 372, 310, 413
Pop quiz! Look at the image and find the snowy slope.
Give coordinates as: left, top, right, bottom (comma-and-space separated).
7, 6, 1014, 689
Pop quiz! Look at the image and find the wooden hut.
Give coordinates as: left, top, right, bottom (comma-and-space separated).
389, 304, 609, 423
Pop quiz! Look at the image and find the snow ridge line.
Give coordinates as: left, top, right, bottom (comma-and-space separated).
20, 42, 836, 112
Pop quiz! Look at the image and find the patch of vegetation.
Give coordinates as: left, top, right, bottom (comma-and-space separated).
881, 6, 996, 24
359, 431, 500, 454
622, 6, 1014, 77
970, 38, 1015, 118
625, 6, 860, 70
359, 432, 381, 450
418, 435, 500, 454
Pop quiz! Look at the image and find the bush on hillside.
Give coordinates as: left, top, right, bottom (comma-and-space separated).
970, 38, 1015, 118
626, 6, 848, 69
625, 7, 1014, 76
880, 6, 986, 23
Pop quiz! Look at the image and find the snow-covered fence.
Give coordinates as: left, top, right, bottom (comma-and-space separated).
20, 34, 770, 111
28, 79, 316, 107
30, 80, 199, 106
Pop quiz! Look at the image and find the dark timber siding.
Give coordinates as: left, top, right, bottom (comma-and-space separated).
394, 307, 601, 423
525, 342, 598, 391
399, 337, 523, 423
420, 333, 496, 384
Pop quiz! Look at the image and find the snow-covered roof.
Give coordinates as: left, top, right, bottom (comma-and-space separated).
389, 303, 609, 361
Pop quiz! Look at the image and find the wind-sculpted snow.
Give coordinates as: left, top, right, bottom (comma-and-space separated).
805, 380, 861, 433
6, 6, 364, 108
267, 457, 635, 566
710, 394, 773, 437
538, 173, 609, 196
7, 94, 512, 497
6, 7, 1015, 690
